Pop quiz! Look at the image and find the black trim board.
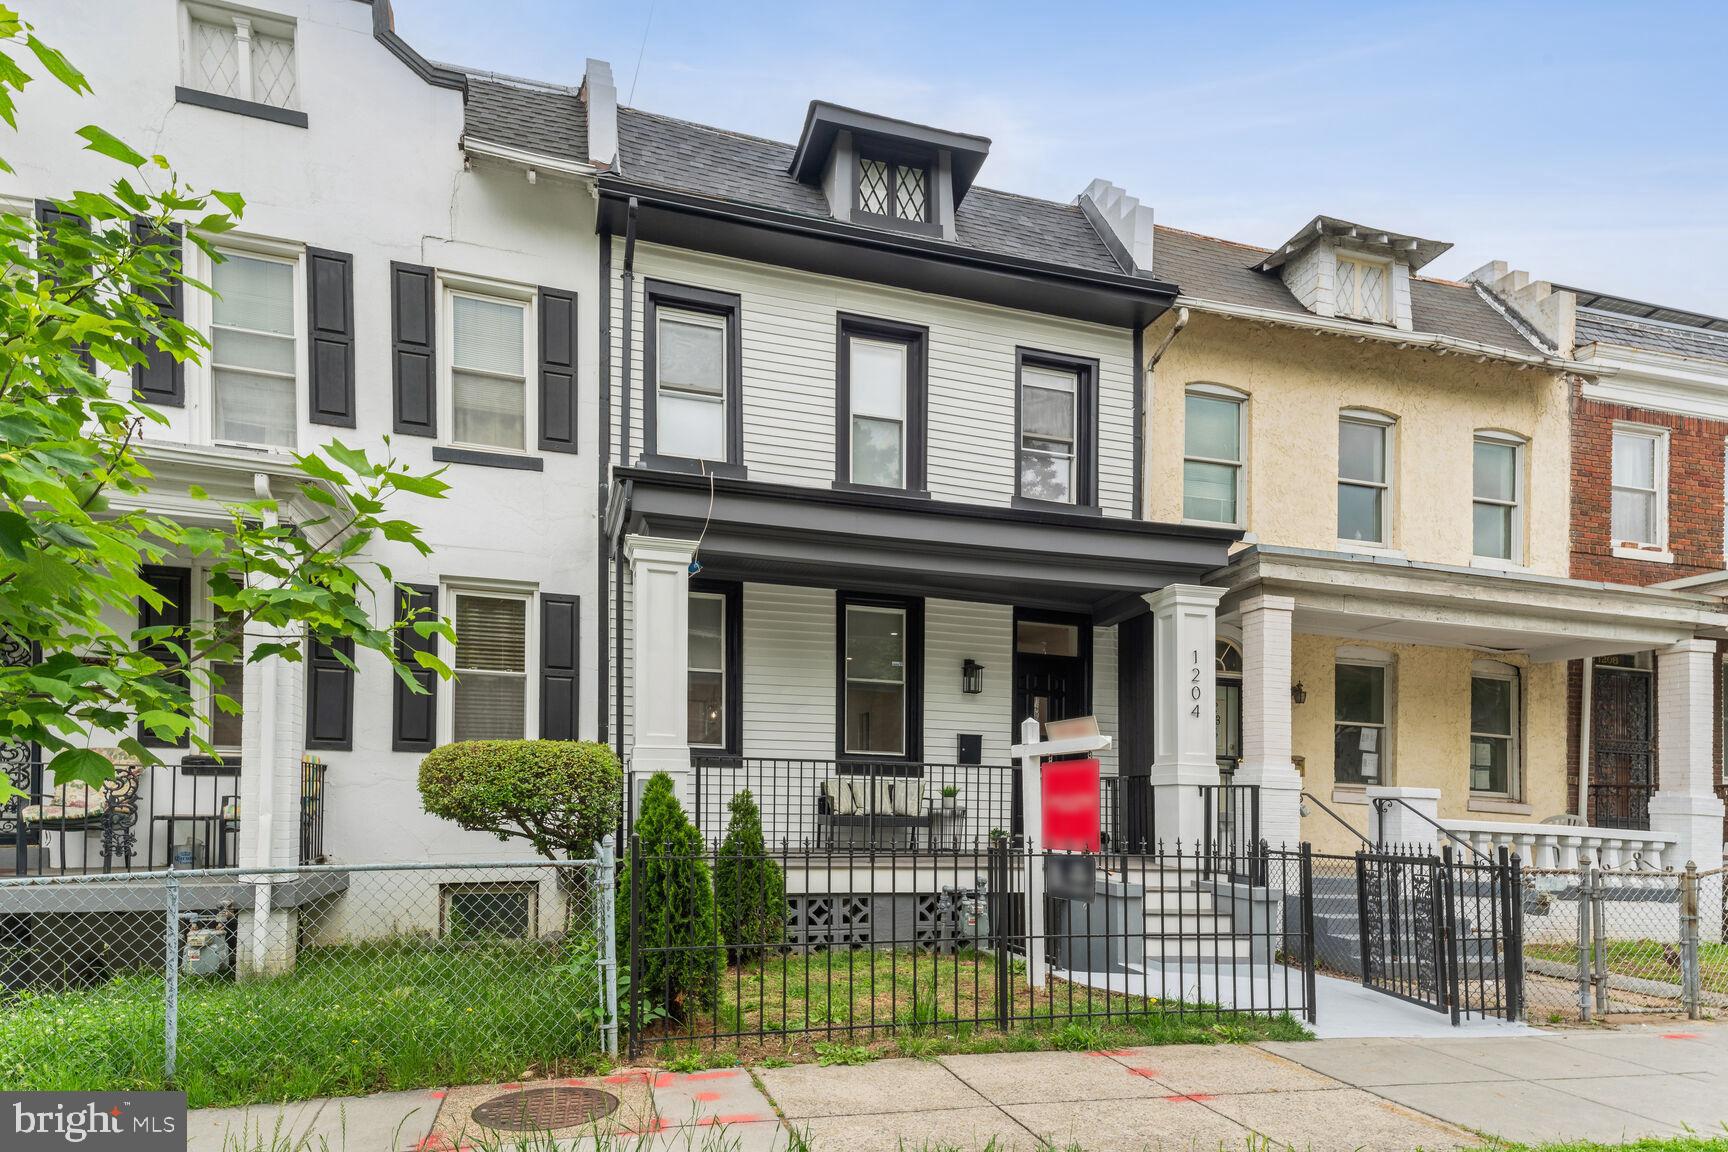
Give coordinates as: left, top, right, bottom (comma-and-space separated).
688, 579, 743, 755
597, 230, 612, 747
358, 0, 468, 91
834, 313, 928, 492
432, 445, 545, 471
174, 87, 308, 128
641, 279, 745, 467
835, 592, 924, 763
596, 182, 1177, 329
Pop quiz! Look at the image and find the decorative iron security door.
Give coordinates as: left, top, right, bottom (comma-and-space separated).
1355, 845, 1523, 1025
0, 632, 40, 849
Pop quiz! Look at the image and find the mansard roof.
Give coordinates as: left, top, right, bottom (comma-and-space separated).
1152, 225, 1538, 356
1564, 288, 1728, 365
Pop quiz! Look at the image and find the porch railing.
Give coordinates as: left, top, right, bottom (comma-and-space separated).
1589, 783, 1653, 831
1202, 782, 1264, 884
1439, 817, 1675, 872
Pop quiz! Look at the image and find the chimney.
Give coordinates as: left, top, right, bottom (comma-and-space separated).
1078, 178, 1154, 276
581, 58, 618, 171
1468, 260, 1575, 355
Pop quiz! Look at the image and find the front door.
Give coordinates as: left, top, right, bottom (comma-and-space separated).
1011, 614, 1090, 734
1591, 658, 1654, 830
1216, 639, 1244, 778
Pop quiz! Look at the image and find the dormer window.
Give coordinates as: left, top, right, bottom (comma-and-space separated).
856, 154, 928, 225
1334, 254, 1389, 323
177, 2, 307, 127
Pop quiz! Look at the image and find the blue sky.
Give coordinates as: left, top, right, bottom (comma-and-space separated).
395, 1, 1728, 314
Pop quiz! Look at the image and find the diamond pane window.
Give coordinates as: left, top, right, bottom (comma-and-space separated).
190, 17, 241, 97
1335, 254, 1390, 321
858, 158, 890, 216
184, 8, 299, 110
894, 165, 926, 221
251, 29, 297, 109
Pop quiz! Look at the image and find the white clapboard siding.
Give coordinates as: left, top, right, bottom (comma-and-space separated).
1092, 624, 1119, 777
612, 242, 1137, 516
741, 584, 837, 760
922, 599, 1014, 766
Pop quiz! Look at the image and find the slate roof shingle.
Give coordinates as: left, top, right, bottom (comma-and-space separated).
463, 77, 589, 165
1150, 225, 1536, 355
1577, 309, 1728, 365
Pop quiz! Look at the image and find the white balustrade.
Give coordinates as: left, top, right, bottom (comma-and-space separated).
1437, 818, 1675, 876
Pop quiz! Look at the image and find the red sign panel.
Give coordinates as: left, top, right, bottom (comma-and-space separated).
1041, 757, 1101, 853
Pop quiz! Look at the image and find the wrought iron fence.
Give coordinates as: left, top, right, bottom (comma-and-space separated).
623, 833, 1313, 1056
1520, 860, 1727, 1022
0, 848, 618, 1106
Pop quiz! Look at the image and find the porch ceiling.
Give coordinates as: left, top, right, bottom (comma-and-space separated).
613, 468, 1238, 618
1215, 545, 1728, 663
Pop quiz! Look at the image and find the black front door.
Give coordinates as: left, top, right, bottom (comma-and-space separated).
1591, 660, 1654, 830
1011, 613, 1091, 735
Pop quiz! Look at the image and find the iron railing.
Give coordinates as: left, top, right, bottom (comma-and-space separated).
1202, 783, 1264, 884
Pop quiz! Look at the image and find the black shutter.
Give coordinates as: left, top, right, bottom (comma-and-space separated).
391, 583, 438, 752
307, 248, 356, 427
538, 287, 578, 453
305, 637, 355, 751
138, 565, 192, 748
539, 593, 580, 740
131, 220, 185, 406
391, 262, 436, 436
35, 200, 94, 370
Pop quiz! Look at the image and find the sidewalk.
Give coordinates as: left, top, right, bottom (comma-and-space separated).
188, 1023, 1728, 1151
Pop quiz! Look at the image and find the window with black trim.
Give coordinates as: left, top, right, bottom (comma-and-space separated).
837, 594, 923, 760
644, 281, 743, 470
836, 316, 926, 491
688, 582, 740, 752
855, 151, 932, 230
1016, 350, 1098, 508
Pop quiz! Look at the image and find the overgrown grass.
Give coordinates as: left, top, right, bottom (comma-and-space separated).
0, 939, 606, 1109
641, 948, 1308, 1066
1526, 940, 1728, 995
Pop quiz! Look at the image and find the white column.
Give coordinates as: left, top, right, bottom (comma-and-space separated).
1367, 785, 1440, 850
1236, 594, 1303, 849
1145, 584, 1225, 848
236, 618, 303, 976
1650, 638, 1725, 872
625, 534, 699, 807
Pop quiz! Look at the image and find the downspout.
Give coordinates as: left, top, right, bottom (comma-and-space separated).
1140, 307, 1189, 521
596, 220, 611, 746
614, 198, 637, 764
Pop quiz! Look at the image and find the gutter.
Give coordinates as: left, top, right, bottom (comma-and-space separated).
461, 137, 604, 180
1174, 295, 1600, 375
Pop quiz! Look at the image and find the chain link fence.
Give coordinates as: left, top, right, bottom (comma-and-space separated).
1520, 860, 1727, 1022
0, 841, 618, 1108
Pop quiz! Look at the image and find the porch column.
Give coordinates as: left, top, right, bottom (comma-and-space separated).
236, 618, 303, 977
1145, 584, 1225, 848
625, 534, 699, 808
1236, 594, 1303, 849
1650, 638, 1725, 873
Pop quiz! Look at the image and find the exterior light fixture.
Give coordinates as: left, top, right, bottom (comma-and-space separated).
961, 659, 985, 695
1291, 681, 1307, 705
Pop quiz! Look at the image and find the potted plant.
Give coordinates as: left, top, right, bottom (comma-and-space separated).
939, 784, 960, 812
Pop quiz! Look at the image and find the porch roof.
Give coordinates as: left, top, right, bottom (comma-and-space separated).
1213, 545, 1728, 662
611, 468, 1238, 619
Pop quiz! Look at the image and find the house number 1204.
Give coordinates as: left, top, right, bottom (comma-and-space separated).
1190, 649, 1203, 718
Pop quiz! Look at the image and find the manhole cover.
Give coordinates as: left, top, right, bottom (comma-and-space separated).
470, 1086, 621, 1132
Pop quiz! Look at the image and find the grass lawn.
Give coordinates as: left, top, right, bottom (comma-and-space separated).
1526, 940, 1728, 996
641, 947, 1309, 1066
0, 939, 606, 1109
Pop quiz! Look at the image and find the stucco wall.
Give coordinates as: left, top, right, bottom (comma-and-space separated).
1145, 312, 1571, 575
1290, 634, 1571, 855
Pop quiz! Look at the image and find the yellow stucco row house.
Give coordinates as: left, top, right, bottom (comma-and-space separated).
1130, 215, 1727, 866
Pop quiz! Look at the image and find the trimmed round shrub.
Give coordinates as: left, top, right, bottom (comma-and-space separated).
418, 739, 622, 860
714, 789, 785, 962
619, 772, 722, 1023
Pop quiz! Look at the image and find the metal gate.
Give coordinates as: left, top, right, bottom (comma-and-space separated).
1356, 845, 1523, 1024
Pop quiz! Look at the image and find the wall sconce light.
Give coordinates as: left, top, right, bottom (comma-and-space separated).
1291, 681, 1307, 705
961, 659, 985, 695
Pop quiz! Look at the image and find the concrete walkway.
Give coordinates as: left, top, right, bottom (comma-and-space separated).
186, 1023, 1728, 1151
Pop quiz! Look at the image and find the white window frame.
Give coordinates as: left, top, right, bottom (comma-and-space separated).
194, 235, 305, 453
439, 579, 539, 746
1471, 431, 1525, 564
653, 306, 730, 463
1338, 409, 1395, 548
438, 274, 537, 456
688, 590, 728, 750
842, 603, 908, 758
1468, 659, 1520, 799
846, 335, 908, 489
1018, 363, 1080, 506
1333, 646, 1394, 791
1610, 423, 1669, 554
179, 2, 300, 109
1182, 383, 1248, 527
1334, 251, 1393, 323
